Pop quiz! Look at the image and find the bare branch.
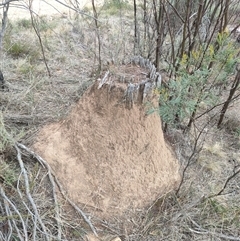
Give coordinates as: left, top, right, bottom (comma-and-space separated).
28, 0, 51, 77
208, 166, 240, 199
16, 142, 98, 237
0, 0, 18, 6
15, 144, 50, 241
166, 0, 184, 23
0, 0, 10, 48
0, 186, 27, 241
53, 0, 100, 21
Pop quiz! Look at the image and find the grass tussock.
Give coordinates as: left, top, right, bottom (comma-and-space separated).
102, 0, 132, 15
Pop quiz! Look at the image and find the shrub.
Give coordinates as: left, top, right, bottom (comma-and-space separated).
158, 36, 239, 130
102, 0, 131, 15
17, 18, 32, 29
4, 34, 40, 61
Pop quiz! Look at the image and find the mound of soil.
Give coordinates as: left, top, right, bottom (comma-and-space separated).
33, 62, 180, 220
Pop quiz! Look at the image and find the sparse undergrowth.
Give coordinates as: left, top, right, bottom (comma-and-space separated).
0, 1, 240, 241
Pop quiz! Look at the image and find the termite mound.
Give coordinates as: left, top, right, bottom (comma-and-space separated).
33, 56, 180, 221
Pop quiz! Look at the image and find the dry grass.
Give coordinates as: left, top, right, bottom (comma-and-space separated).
0, 4, 240, 241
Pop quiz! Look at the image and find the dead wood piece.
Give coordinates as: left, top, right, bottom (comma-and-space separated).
97, 56, 162, 109
98, 70, 109, 89
124, 83, 138, 108
4, 114, 53, 125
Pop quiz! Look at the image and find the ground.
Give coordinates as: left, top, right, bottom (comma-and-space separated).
0, 1, 240, 241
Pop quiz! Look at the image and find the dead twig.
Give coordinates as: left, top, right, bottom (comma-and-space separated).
28, 0, 51, 77
207, 164, 240, 199
53, 0, 100, 21
15, 144, 50, 241
0, 186, 27, 241
188, 218, 240, 241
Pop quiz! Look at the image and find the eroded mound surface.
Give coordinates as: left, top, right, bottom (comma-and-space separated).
33, 63, 180, 220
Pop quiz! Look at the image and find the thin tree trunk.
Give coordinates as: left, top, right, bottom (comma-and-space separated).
155, 0, 164, 71
133, 0, 137, 55
223, 0, 230, 30
188, 0, 204, 53
92, 0, 101, 72
143, 0, 147, 53
29, 0, 51, 77
179, 0, 191, 59
186, 96, 201, 130
163, 3, 175, 66
218, 69, 240, 128
0, 1, 10, 49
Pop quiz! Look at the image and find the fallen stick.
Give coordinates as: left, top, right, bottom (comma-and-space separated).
16, 142, 98, 237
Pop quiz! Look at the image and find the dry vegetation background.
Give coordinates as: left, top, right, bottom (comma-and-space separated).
0, 0, 240, 241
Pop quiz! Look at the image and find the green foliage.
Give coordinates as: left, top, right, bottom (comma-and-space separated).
202, 198, 240, 228
14, 16, 55, 32
7, 42, 31, 57
37, 16, 57, 32
102, 0, 131, 15
158, 36, 239, 129
0, 161, 18, 187
208, 198, 227, 215
17, 18, 32, 29
0, 114, 25, 153
0, 117, 18, 187
0, 115, 14, 152
159, 67, 210, 126
3, 18, 52, 61
18, 61, 35, 75
3, 34, 40, 61
235, 127, 240, 137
